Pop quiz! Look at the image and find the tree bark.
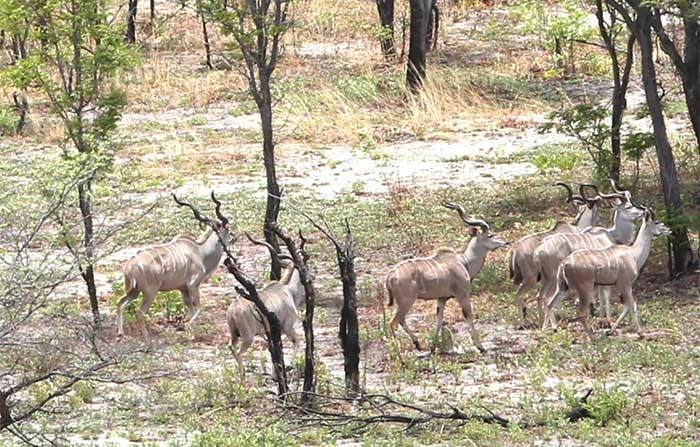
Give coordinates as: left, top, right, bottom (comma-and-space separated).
636, 6, 694, 275
259, 87, 282, 280
595, 0, 635, 182
376, 0, 395, 59
78, 181, 100, 325
426, 0, 439, 51
406, 0, 432, 91
336, 223, 360, 395
649, 8, 700, 150
125, 0, 138, 44
200, 11, 213, 70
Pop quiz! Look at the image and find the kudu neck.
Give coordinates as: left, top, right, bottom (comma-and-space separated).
199, 228, 225, 270
284, 266, 305, 308
607, 210, 637, 244
631, 220, 655, 272
574, 206, 597, 228
462, 237, 488, 278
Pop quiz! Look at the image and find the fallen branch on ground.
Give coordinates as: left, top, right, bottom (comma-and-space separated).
279, 390, 593, 431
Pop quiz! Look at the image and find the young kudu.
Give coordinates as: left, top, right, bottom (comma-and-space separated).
227, 261, 305, 379
386, 202, 509, 352
116, 193, 230, 340
509, 182, 603, 328
543, 208, 671, 341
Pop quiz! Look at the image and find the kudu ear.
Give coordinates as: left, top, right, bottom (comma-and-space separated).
468, 226, 478, 237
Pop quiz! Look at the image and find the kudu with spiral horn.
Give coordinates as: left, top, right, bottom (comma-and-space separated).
508, 182, 605, 328
533, 182, 646, 326
385, 201, 509, 352
116, 192, 231, 340
544, 206, 672, 341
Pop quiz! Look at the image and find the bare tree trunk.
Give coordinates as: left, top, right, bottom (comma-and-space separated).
125, 0, 138, 43
681, 18, 700, 149
260, 92, 282, 280
200, 10, 213, 70
12, 92, 28, 135
301, 267, 316, 405
150, 0, 155, 30
406, 0, 432, 91
595, 0, 635, 182
303, 215, 360, 395
336, 222, 360, 395
426, 0, 439, 51
78, 181, 100, 325
636, 7, 694, 275
650, 9, 700, 150
376, 0, 395, 59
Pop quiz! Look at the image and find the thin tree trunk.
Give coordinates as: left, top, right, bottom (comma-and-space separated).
406, 0, 431, 91
336, 223, 360, 395
78, 181, 100, 325
260, 87, 282, 280
200, 11, 213, 69
125, 0, 138, 43
426, 0, 439, 51
637, 7, 693, 275
150, 0, 155, 30
649, 8, 700, 151
596, 0, 635, 181
682, 17, 700, 149
302, 272, 316, 404
376, 0, 395, 59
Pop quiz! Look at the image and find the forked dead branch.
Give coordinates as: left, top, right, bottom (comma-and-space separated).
281, 389, 595, 431
172, 192, 291, 397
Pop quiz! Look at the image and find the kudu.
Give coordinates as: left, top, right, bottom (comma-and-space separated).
227, 261, 305, 379
543, 208, 671, 341
116, 193, 230, 340
386, 201, 509, 353
533, 185, 645, 326
509, 182, 603, 328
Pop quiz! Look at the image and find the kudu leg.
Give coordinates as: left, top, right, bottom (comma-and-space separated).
116, 289, 140, 337
184, 286, 202, 336
515, 277, 536, 329
608, 303, 629, 336
455, 295, 484, 353
234, 335, 254, 380
432, 298, 449, 352
536, 276, 555, 326
390, 297, 422, 350
597, 287, 612, 327
621, 288, 643, 338
578, 293, 597, 342
542, 287, 568, 331
136, 291, 157, 341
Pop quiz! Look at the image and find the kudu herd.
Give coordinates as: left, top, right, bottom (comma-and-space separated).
113, 180, 672, 377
